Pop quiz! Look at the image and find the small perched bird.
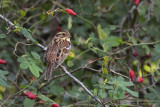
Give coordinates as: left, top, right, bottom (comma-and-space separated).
44, 31, 71, 80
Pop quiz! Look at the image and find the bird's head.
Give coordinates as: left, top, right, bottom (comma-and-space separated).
56, 31, 71, 39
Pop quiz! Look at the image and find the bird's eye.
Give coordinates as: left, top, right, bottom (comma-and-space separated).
62, 33, 65, 36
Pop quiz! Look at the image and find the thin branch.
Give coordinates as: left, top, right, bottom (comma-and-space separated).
0, 84, 30, 106
0, 95, 12, 106
37, 43, 47, 50
15, 69, 21, 84
0, 14, 15, 28
37, 66, 94, 91
0, 14, 47, 50
38, 57, 104, 91
110, 69, 129, 79
59, 65, 106, 106
85, 67, 101, 73
13, 42, 33, 57
7, 77, 21, 90
107, 49, 129, 79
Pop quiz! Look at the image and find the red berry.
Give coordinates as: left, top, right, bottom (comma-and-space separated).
147, 53, 152, 58
125, 92, 128, 95
137, 77, 144, 83
52, 103, 59, 107
133, 52, 138, 57
57, 26, 61, 32
24, 92, 32, 96
66, 9, 76, 16
27, 92, 37, 100
129, 70, 135, 81
39, 100, 45, 103
134, 0, 140, 5
0, 59, 6, 64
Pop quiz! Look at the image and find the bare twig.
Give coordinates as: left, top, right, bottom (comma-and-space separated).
85, 67, 101, 72
15, 69, 21, 84
13, 42, 33, 57
107, 49, 129, 79
146, 0, 154, 22
7, 77, 21, 90
110, 69, 129, 79
0, 95, 12, 106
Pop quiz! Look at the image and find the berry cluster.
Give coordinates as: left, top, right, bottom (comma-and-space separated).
24, 91, 37, 100
129, 70, 144, 83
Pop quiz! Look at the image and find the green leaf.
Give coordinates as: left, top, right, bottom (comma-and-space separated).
68, 16, 72, 30
106, 36, 123, 47
142, 45, 150, 54
20, 61, 30, 69
32, 64, 43, 73
34, 41, 38, 45
0, 34, 6, 39
67, 60, 74, 67
0, 70, 8, 87
93, 89, 98, 96
20, 10, 26, 17
24, 98, 35, 107
116, 87, 125, 99
139, 5, 146, 16
153, 4, 160, 22
91, 75, 99, 84
154, 44, 160, 53
118, 81, 134, 87
110, 25, 116, 30
50, 85, 64, 96
28, 58, 37, 64
123, 87, 138, 97
97, 24, 108, 41
109, 90, 118, 100
85, 37, 93, 44
105, 85, 113, 90
29, 64, 40, 78
38, 94, 54, 103
31, 52, 40, 60
102, 56, 109, 67
102, 42, 109, 51
66, 51, 75, 60
17, 57, 27, 62
20, 28, 36, 42
99, 89, 107, 98
104, 28, 110, 36
127, 33, 137, 44
103, 68, 108, 74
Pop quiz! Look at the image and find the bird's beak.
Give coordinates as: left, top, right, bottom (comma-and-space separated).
68, 35, 71, 37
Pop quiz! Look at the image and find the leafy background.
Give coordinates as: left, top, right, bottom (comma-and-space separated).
0, 0, 160, 107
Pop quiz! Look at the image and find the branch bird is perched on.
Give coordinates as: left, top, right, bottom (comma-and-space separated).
44, 31, 71, 80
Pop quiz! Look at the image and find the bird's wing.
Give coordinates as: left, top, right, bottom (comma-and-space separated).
45, 39, 59, 65
53, 41, 71, 68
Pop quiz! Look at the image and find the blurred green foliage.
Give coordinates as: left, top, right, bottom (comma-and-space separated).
0, 0, 160, 107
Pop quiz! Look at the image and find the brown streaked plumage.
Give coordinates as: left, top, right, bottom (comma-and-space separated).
44, 31, 71, 80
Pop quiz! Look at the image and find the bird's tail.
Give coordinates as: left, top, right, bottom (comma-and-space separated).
45, 64, 53, 80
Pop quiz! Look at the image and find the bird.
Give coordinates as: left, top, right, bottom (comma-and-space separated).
44, 31, 71, 80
